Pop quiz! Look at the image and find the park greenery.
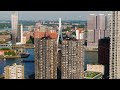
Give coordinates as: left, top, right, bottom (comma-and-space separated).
0, 23, 11, 29
86, 72, 99, 78
0, 48, 10, 50
0, 32, 9, 35
4, 51, 16, 56
26, 36, 34, 44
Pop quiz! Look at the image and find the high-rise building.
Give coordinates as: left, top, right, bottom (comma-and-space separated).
34, 26, 58, 79
61, 37, 84, 79
4, 63, 24, 79
87, 14, 97, 47
17, 24, 23, 43
97, 14, 106, 31
106, 14, 112, 37
11, 11, 18, 44
109, 11, 120, 79
98, 37, 110, 78
87, 14, 110, 49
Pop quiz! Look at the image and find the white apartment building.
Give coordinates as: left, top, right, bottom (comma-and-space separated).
4, 63, 24, 79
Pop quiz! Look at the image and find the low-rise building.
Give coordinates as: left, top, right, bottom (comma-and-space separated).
84, 64, 104, 79
4, 63, 24, 79
84, 71, 103, 79
87, 64, 104, 75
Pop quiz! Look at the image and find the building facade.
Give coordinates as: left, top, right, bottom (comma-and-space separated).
4, 63, 24, 79
34, 26, 58, 79
17, 24, 23, 43
109, 11, 120, 79
86, 64, 104, 75
87, 14, 110, 49
11, 11, 18, 44
98, 37, 110, 77
61, 38, 84, 79
87, 14, 97, 48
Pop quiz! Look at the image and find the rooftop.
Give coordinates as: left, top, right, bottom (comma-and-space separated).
84, 71, 101, 78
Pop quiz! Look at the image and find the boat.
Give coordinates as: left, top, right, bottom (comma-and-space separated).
21, 60, 34, 63
20, 51, 30, 58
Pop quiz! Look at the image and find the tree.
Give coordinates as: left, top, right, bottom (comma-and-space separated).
4, 52, 8, 55
7, 51, 11, 56
72, 32, 76, 35
11, 51, 16, 56
0, 48, 10, 50
26, 39, 32, 44
30, 36, 34, 44
66, 27, 71, 31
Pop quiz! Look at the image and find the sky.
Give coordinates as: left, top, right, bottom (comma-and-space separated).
0, 11, 111, 21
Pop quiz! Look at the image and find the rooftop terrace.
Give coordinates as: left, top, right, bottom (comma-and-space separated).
84, 71, 102, 79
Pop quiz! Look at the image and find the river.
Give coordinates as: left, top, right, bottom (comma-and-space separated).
0, 49, 98, 79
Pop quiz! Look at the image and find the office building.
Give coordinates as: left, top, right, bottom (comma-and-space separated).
34, 26, 58, 79
11, 11, 18, 44
98, 37, 110, 78
105, 14, 112, 37
4, 63, 24, 79
109, 11, 120, 79
61, 37, 84, 79
87, 14, 110, 49
87, 14, 96, 48
17, 24, 23, 43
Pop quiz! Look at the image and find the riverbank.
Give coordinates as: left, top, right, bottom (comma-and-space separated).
0, 55, 21, 59
0, 74, 4, 79
85, 50, 98, 52
12, 44, 34, 49
84, 46, 98, 52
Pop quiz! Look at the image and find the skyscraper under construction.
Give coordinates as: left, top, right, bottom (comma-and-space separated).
34, 25, 58, 79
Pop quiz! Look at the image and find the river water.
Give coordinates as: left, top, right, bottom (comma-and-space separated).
0, 49, 98, 79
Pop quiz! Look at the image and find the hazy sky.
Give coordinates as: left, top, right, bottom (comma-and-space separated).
0, 11, 111, 21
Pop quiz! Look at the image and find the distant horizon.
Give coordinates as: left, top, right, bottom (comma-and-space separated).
0, 19, 87, 21
0, 11, 111, 21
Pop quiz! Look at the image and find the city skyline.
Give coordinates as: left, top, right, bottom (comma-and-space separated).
0, 11, 110, 21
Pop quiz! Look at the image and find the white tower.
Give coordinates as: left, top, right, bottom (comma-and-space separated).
57, 18, 63, 50
21, 24, 23, 44
76, 29, 79, 39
